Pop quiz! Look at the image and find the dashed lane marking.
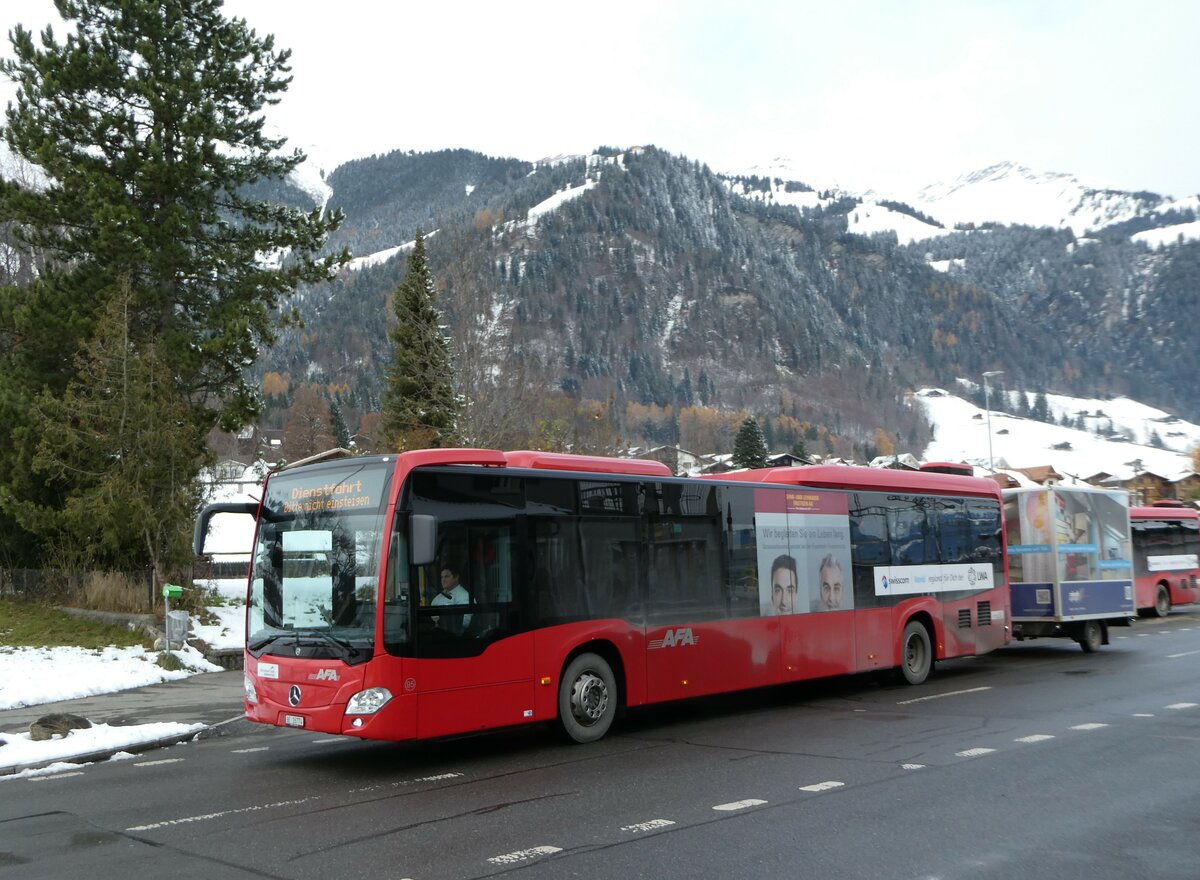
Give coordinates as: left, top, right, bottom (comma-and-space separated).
1133, 713, 1155, 717
1070, 723, 1109, 730
1166, 702, 1199, 710
896, 686, 992, 705
231, 747, 270, 754
126, 797, 319, 831
1167, 650, 1200, 658
487, 846, 562, 865
799, 781, 845, 793
135, 758, 184, 767
30, 771, 84, 781
955, 748, 997, 757
1014, 734, 1056, 743
713, 799, 767, 811
621, 819, 676, 833
901, 763, 925, 770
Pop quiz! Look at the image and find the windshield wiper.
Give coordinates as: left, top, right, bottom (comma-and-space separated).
295, 628, 360, 662
248, 629, 365, 663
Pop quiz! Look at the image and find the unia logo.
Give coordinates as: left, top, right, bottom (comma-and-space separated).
649, 628, 698, 649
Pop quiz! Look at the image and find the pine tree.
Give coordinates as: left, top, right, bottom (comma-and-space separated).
21, 285, 207, 577
0, 0, 344, 566
732, 416, 769, 469
379, 230, 460, 451
1031, 392, 1050, 423
330, 399, 352, 449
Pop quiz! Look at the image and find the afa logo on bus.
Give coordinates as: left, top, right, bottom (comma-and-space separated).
649, 628, 699, 649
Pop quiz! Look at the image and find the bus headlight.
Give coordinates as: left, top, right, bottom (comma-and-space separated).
346, 687, 393, 715
244, 673, 259, 705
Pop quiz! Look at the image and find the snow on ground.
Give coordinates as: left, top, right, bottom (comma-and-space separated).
191, 601, 247, 651
916, 388, 1196, 481
0, 721, 204, 778
1132, 220, 1200, 248
0, 643, 223, 776
845, 202, 950, 245
0, 644, 221, 712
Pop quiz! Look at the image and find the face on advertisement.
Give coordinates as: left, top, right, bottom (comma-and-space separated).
771, 555, 798, 614
819, 555, 844, 610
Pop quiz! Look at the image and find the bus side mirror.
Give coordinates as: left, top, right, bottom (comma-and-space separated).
194, 502, 259, 556
410, 514, 437, 567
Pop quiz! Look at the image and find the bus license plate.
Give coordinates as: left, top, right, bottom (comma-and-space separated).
284, 714, 306, 728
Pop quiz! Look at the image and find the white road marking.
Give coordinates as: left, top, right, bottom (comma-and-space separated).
901, 763, 925, 770
1070, 723, 1108, 730
1133, 713, 1155, 717
126, 797, 319, 831
1137, 633, 1151, 637
348, 772, 463, 794
897, 686, 992, 705
799, 781, 845, 792
1168, 650, 1200, 658
231, 747, 269, 754
1014, 734, 1056, 743
621, 819, 676, 833
955, 748, 997, 757
1166, 703, 1199, 710
135, 758, 184, 767
487, 846, 562, 865
30, 771, 84, 781
713, 799, 767, 811
310, 737, 344, 744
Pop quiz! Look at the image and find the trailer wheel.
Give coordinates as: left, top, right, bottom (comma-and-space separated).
899, 621, 933, 685
1078, 620, 1103, 653
558, 652, 618, 744
1153, 584, 1171, 618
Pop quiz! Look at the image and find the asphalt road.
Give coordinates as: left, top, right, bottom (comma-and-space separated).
3, 612, 1199, 880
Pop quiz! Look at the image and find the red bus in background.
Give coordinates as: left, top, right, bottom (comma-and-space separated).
195, 450, 1010, 745
1129, 501, 1200, 617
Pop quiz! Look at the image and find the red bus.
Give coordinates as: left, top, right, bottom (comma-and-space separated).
1130, 501, 1200, 617
194, 450, 1010, 744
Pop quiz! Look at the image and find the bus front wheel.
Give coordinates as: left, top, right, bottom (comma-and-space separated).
1154, 584, 1171, 618
558, 652, 618, 744
899, 621, 933, 685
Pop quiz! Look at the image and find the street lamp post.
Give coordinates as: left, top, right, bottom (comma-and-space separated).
982, 371, 1004, 473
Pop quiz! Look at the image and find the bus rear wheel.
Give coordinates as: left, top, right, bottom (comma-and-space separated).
899, 621, 932, 685
1078, 620, 1103, 653
558, 652, 618, 744
1153, 584, 1171, 618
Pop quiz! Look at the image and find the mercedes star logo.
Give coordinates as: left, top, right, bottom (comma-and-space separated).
288, 685, 301, 707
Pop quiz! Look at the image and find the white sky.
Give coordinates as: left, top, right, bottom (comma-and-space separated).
2, 1, 1199, 197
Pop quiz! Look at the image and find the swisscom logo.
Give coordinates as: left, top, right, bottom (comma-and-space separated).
881, 576, 889, 591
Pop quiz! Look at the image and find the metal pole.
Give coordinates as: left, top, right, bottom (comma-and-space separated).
983, 371, 1004, 474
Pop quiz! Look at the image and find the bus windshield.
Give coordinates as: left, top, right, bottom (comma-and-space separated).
247, 460, 393, 663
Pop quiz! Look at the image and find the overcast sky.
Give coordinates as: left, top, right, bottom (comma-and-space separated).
3, 0, 1198, 197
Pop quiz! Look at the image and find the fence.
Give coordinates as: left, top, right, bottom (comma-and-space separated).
1, 568, 162, 611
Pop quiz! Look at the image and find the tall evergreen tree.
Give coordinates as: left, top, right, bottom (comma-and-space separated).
732, 416, 769, 469
379, 230, 460, 451
0, 0, 344, 567
329, 399, 352, 449
23, 284, 206, 578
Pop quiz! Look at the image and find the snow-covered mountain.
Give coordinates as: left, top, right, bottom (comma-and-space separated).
905, 162, 1199, 238
723, 156, 1200, 245
916, 385, 1198, 484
